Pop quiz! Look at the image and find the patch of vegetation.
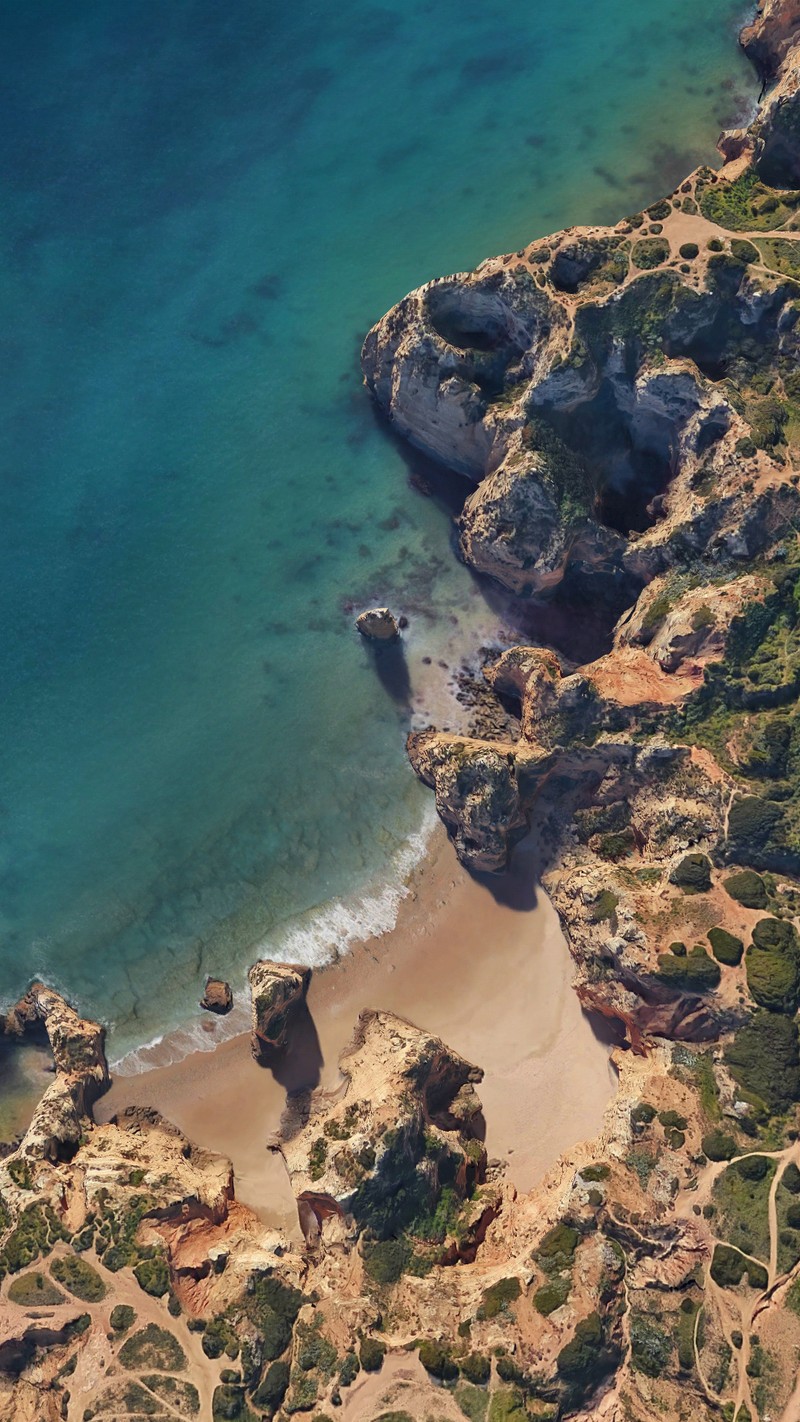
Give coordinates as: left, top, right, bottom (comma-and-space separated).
0, 1204, 67, 1277
670, 853, 712, 892
708, 927, 744, 966
134, 1252, 170, 1297
477, 1276, 521, 1319
418, 1338, 457, 1380
252, 1360, 290, 1413
710, 1243, 768, 1290
679, 242, 699, 260
459, 1353, 491, 1385
698, 170, 797, 231
556, 1311, 621, 1408
534, 1274, 571, 1315
361, 1236, 409, 1284
535, 1223, 579, 1272
731, 239, 759, 264
202, 1314, 240, 1360
724, 871, 768, 909
110, 1303, 136, 1333
7, 1270, 65, 1306
50, 1254, 106, 1302
656, 944, 720, 993
702, 1129, 737, 1161
580, 1163, 610, 1182
589, 890, 619, 923
142, 1375, 200, 1415
712, 1157, 776, 1263
360, 1336, 386, 1372
725, 1009, 800, 1115
755, 237, 800, 281
239, 1271, 305, 1362
212, 1383, 257, 1421
456, 1384, 489, 1422
630, 1311, 673, 1377
521, 417, 595, 526
632, 238, 670, 269
118, 1322, 187, 1371
7, 1158, 33, 1190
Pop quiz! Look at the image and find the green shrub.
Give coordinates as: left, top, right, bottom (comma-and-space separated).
708, 237, 724, 252
728, 796, 784, 858
631, 1102, 656, 1125
738, 1155, 770, 1181
657, 945, 720, 993
7, 1271, 64, 1306
338, 1352, 359, 1388
359, 1337, 386, 1372
477, 1276, 521, 1319
632, 238, 670, 270
362, 1237, 409, 1284
745, 945, 800, 1012
459, 1352, 490, 1385
118, 1323, 187, 1372
752, 918, 799, 953
702, 1130, 737, 1162
723, 871, 768, 909
786, 1202, 800, 1229
670, 853, 712, 892
783, 1162, 800, 1193
418, 1339, 457, 1380
725, 1010, 800, 1114
534, 1275, 571, 1315
50, 1254, 106, 1303
134, 1253, 170, 1297
647, 200, 672, 220
658, 1110, 688, 1131
731, 239, 758, 264
241, 1272, 304, 1363
709, 927, 744, 966
590, 890, 619, 923
630, 1312, 672, 1377
710, 1244, 767, 1290
110, 1304, 136, 1334
679, 242, 699, 259
202, 1315, 239, 1360
736, 437, 758, 459
253, 1360, 290, 1412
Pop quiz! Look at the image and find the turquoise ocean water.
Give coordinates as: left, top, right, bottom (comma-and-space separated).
0, 0, 755, 1067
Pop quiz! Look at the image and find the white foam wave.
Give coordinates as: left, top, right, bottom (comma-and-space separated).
110, 803, 437, 1077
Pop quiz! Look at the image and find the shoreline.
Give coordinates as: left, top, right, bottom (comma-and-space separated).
97, 823, 617, 1225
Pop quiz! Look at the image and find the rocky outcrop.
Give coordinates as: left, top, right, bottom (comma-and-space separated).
407, 730, 553, 871
741, 0, 800, 81
200, 977, 233, 1014
275, 1008, 485, 1246
355, 607, 400, 641
248, 959, 311, 1060
1, 985, 109, 1165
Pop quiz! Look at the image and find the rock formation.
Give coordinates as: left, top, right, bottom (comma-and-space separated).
355, 607, 400, 641
248, 959, 311, 1060
200, 977, 233, 1014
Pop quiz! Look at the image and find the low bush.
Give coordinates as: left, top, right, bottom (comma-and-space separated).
702, 1129, 737, 1161
630, 1311, 672, 1377
731, 238, 758, 263
710, 1243, 767, 1290
459, 1352, 490, 1385
110, 1304, 136, 1334
362, 1237, 409, 1284
134, 1253, 170, 1298
119, 1323, 187, 1372
253, 1360, 290, 1412
679, 242, 699, 259
723, 870, 768, 909
658, 1110, 688, 1131
725, 1010, 800, 1114
477, 1276, 521, 1319
670, 853, 712, 891
418, 1338, 457, 1380
534, 1275, 571, 1315
359, 1337, 386, 1372
783, 1162, 800, 1193
657, 945, 720, 993
7, 1271, 64, 1306
632, 238, 670, 270
738, 1155, 770, 1181
50, 1254, 106, 1303
708, 927, 744, 966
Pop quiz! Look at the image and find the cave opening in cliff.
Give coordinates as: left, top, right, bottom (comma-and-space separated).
539, 380, 677, 537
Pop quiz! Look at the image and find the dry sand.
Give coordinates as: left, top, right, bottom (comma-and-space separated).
98, 826, 617, 1229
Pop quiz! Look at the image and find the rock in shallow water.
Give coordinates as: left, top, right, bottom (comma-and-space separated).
200, 978, 233, 1015
355, 607, 400, 641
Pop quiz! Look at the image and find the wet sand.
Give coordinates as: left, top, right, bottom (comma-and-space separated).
98, 826, 617, 1227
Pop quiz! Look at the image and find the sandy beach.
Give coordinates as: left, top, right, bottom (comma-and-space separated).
97, 826, 617, 1231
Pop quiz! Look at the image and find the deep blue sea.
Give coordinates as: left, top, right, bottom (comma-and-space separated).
0, 0, 755, 1068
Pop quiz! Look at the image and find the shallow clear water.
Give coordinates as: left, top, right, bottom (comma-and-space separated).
0, 0, 754, 1060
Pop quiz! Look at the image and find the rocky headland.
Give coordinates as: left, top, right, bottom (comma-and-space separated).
6, 4, 800, 1421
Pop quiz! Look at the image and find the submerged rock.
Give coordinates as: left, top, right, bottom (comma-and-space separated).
248, 959, 311, 1060
355, 606, 400, 641
200, 977, 233, 1015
